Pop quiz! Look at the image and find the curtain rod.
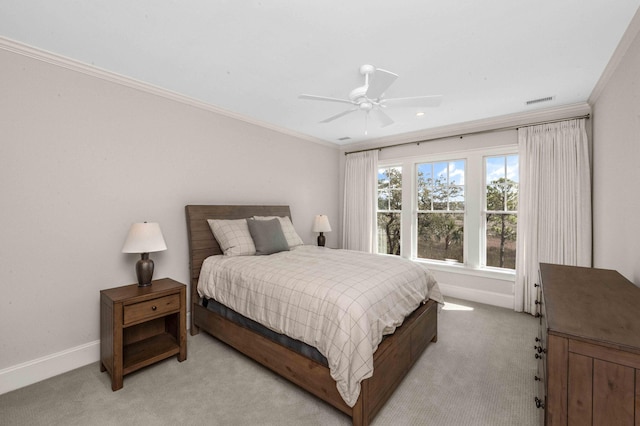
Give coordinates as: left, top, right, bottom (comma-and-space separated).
344, 113, 591, 156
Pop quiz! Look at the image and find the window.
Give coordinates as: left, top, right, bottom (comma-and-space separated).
377, 166, 402, 255
484, 155, 518, 269
376, 147, 519, 272
416, 160, 465, 262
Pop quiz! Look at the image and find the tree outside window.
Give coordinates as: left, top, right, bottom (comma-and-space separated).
377, 166, 402, 255
485, 155, 518, 269
416, 160, 465, 262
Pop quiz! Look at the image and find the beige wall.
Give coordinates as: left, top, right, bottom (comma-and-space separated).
592, 19, 640, 284
0, 46, 340, 374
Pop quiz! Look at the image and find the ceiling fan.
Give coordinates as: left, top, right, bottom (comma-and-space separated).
299, 64, 443, 134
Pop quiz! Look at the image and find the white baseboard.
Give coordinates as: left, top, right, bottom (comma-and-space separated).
438, 282, 514, 310
0, 340, 100, 395
0, 312, 193, 395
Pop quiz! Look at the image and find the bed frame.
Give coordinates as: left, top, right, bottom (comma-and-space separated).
185, 205, 438, 426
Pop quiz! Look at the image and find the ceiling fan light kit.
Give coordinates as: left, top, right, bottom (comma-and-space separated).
299, 64, 443, 135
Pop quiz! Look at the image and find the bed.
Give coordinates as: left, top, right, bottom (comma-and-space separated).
185, 205, 441, 426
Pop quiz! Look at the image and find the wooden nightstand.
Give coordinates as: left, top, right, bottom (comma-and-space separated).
100, 278, 187, 391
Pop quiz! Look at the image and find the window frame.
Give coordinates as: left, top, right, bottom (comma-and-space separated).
482, 154, 519, 270
376, 145, 518, 278
415, 159, 466, 263
376, 165, 403, 256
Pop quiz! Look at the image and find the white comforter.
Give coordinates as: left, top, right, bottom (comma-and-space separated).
197, 245, 443, 407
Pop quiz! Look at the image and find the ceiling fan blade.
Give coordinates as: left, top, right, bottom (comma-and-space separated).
373, 108, 394, 127
366, 68, 398, 100
320, 108, 358, 123
382, 95, 443, 108
299, 94, 354, 105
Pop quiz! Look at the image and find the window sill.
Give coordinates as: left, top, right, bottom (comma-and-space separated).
412, 258, 516, 282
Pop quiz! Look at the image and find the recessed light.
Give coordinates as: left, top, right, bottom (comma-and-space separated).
416, 112, 425, 117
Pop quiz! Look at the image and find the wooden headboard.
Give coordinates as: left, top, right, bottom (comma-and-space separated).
184, 205, 292, 305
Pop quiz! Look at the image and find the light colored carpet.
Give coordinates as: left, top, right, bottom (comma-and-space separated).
0, 298, 539, 425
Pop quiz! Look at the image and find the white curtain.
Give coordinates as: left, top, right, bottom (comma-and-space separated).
342, 150, 378, 252
515, 118, 591, 313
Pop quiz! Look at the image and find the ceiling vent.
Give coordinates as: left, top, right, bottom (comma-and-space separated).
338, 136, 351, 141
526, 96, 554, 105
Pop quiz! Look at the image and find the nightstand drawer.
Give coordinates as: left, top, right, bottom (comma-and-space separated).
123, 294, 180, 325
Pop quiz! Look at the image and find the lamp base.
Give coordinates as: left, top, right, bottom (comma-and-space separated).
136, 253, 154, 287
317, 233, 326, 247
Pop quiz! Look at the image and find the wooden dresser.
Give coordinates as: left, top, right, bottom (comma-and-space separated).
536, 263, 640, 426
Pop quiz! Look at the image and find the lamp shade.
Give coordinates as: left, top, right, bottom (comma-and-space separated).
122, 222, 168, 254
312, 215, 332, 233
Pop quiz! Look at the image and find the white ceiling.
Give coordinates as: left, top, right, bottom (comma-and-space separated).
2, 1, 639, 145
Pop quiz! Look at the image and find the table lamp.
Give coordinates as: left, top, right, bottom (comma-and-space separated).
122, 222, 167, 286
312, 215, 331, 247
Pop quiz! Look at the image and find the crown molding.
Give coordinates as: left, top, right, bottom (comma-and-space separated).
589, 7, 640, 104
0, 36, 335, 149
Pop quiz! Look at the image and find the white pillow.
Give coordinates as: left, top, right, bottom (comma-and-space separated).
253, 216, 304, 248
207, 219, 256, 256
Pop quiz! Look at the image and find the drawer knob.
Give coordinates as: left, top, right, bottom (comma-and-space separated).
535, 397, 545, 409
534, 283, 540, 288
535, 353, 544, 359
534, 375, 541, 381
152, 306, 157, 311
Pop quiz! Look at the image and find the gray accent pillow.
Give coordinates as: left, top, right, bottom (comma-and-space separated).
246, 218, 290, 255
252, 216, 304, 248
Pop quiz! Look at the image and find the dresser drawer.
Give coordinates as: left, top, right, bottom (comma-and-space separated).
123, 294, 180, 325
